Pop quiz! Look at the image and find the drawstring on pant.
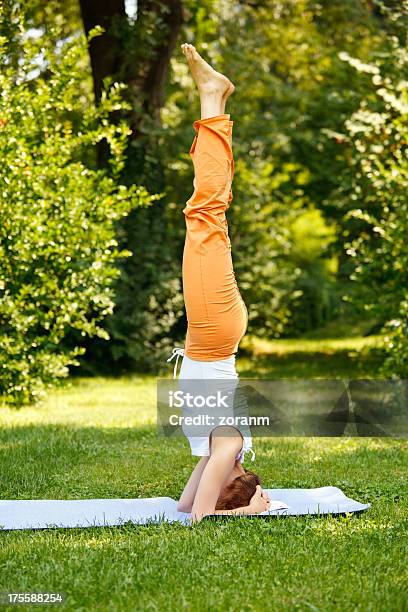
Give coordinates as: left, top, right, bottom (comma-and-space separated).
240, 447, 256, 464
167, 347, 185, 379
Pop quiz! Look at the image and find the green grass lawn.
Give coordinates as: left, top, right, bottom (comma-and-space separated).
1, 337, 407, 611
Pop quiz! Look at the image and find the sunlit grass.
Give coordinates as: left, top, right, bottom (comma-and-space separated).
239, 334, 384, 378
0, 337, 405, 611
0, 375, 156, 429
241, 333, 384, 355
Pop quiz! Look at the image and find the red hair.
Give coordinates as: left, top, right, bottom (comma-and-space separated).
215, 469, 261, 511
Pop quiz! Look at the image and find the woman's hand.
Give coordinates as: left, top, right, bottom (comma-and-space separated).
248, 485, 271, 514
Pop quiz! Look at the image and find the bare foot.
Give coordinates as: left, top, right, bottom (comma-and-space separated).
181, 43, 233, 99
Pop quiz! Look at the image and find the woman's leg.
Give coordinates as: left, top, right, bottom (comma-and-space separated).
181, 44, 234, 119
181, 44, 248, 361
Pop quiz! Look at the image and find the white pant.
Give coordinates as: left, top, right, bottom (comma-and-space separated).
168, 349, 254, 463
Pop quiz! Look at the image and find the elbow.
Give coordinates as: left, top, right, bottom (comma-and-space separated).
177, 501, 192, 513
189, 507, 213, 523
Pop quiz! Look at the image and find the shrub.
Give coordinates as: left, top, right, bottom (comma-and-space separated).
339, 30, 408, 375
0, 17, 152, 404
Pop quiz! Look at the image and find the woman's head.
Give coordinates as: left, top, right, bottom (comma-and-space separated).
215, 467, 261, 510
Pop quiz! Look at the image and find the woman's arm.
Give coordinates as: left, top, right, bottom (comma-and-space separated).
190, 433, 244, 522
213, 506, 253, 516
177, 456, 210, 512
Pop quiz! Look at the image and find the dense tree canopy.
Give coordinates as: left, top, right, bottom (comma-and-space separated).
0, 6, 152, 403
0, 0, 406, 403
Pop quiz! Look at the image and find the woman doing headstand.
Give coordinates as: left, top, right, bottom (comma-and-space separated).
170, 44, 271, 522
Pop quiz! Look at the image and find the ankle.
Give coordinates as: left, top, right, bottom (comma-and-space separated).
200, 108, 223, 120
198, 81, 225, 96
200, 95, 223, 120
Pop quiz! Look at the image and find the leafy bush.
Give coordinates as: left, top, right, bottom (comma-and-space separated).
0, 17, 152, 404
339, 30, 408, 375
231, 157, 302, 338
173, 0, 385, 339
286, 208, 339, 334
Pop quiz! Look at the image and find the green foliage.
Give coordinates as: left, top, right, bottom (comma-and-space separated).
80, 4, 188, 373
286, 208, 339, 334
231, 158, 303, 337
0, 15, 152, 404
338, 26, 408, 375
167, 0, 385, 338
291, 209, 336, 264
3, 0, 405, 385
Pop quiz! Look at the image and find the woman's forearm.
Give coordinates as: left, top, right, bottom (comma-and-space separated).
190, 505, 253, 522
177, 457, 210, 512
213, 505, 254, 516
190, 440, 243, 521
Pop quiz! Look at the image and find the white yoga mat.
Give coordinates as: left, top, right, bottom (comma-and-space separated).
0, 487, 370, 531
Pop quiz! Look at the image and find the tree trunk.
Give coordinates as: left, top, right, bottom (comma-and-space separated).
79, 0, 126, 102
79, 0, 184, 133
138, 0, 184, 122
78, 0, 185, 373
